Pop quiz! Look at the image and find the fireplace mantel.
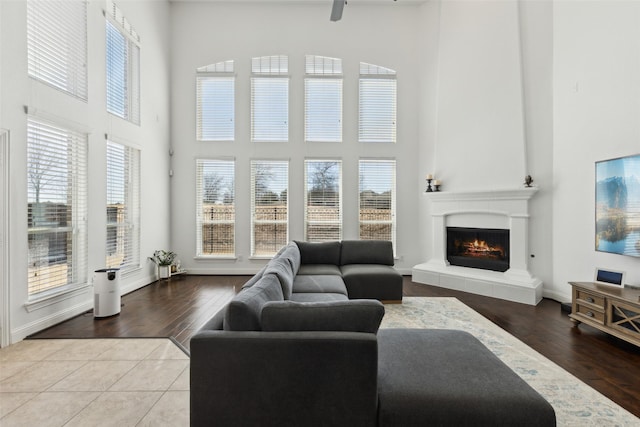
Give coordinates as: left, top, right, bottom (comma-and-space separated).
413, 187, 543, 305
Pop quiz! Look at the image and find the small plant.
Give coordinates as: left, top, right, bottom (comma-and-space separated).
149, 250, 177, 266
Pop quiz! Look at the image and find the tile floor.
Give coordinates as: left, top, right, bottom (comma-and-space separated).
0, 338, 190, 426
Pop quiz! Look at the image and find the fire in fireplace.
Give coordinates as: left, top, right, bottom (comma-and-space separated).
446, 227, 510, 272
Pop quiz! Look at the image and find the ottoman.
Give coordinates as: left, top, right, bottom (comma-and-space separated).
377, 329, 556, 426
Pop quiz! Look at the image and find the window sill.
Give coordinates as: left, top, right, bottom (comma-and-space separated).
194, 256, 238, 261
24, 284, 91, 313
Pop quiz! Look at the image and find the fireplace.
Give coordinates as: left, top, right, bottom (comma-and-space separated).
447, 227, 509, 272
412, 188, 543, 305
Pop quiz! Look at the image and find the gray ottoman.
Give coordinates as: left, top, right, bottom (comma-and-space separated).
377, 329, 556, 426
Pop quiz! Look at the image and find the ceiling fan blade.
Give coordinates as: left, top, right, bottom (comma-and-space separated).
330, 0, 345, 22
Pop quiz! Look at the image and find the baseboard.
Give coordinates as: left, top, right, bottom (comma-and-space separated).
12, 300, 93, 343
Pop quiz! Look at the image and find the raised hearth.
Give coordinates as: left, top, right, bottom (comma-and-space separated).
413, 188, 543, 305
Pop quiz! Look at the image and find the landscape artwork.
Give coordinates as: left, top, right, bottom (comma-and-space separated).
595, 154, 640, 257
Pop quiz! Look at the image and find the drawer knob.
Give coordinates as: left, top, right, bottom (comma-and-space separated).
586, 311, 594, 318
586, 297, 594, 303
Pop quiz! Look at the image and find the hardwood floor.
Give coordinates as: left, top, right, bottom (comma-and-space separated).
29, 275, 640, 418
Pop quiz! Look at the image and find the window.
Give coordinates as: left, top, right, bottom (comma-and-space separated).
27, 0, 88, 100
106, 0, 140, 124
305, 55, 342, 142
27, 118, 88, 297
196, 159, 235, 256
196, 61, 235, 141
359, 62, 397, 143
106, 140, 140, 270
251, 55, 289, 142
304, 160, 342, 242
251, 160, 288, 257
359, 159, 396, 247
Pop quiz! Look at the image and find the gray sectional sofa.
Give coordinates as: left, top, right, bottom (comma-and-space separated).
190, 240, 556, 426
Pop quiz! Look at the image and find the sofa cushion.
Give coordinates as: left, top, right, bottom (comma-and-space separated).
294, 240, 341, 265
289, 292, 349, 303
341, 264, 403, 301
241, 264, 268, 290
264, 256, 295, 299
224, 274, 284, 331
278, 242, 301, 276
293, 275, 348, 295
297, 264, 342, 276
340, 240, 394, 266
261, 300, 385, 333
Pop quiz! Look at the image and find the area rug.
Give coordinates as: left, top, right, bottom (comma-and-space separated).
381, 297, 639, 426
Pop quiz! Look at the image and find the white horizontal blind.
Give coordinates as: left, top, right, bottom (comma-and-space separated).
305, 55, 342, 142
359, 62, 397, 143
251, 160, 288, 256
27, 0, 88, 100
359, 159, 396, 248
106, 1, 140, 125
197, 60, 235, 141
196, 159, 235, 256
304, 160, 342, 242
251, 55, 289, 142
27, 118, 88, 297
106, 141, 140, 270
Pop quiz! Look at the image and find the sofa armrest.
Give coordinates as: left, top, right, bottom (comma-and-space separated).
190, 330, 378, 427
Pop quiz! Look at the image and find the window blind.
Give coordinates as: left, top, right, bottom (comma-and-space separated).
251, 55, 289, 142
197, 61, 235, 141
196, 159, 235, 256
27, 0, 88, 100
304, 160, 342, 242
305, 55, 342, 142
27, 118, 88, 297
251, 160, 288, 256
359, 159, 396, 247
359, 63, 397, 143
106, 140, 140, 270
106, 1, 140, 125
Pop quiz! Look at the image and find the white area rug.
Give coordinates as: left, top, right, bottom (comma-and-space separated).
381, 297, 640, 426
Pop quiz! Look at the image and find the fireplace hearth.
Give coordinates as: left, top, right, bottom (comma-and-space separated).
447, 227, 509, 272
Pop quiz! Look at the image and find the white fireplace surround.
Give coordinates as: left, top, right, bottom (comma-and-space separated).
412, 188, 543, 305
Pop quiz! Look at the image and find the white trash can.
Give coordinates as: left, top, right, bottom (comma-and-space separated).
94, 268, 121, 318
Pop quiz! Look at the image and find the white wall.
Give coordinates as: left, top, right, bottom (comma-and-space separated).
418, 0, 556, 297
552, 0, 640, 299
0, 0, 171, 343
169, 2, 422, 274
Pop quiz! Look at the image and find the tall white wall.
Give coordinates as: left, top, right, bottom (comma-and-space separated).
552, 0, 640, 298
0, 0, 171, 343
418, 0, 555, 297
169, 2, 422, 274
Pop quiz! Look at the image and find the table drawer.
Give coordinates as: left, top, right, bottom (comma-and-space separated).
575, 304, 605, 324
575, 289, 605, 309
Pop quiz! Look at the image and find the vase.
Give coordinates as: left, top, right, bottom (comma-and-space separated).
158, 265, 171, 279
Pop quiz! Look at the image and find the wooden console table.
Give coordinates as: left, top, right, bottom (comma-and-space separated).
569, 281, 640, 347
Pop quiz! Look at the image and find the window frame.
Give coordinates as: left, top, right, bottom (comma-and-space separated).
195, 158, 236, 258
26, 117, 88, 299
196, 61, 235, 141
358, 159, 397, 250
304, 159, 343, 242
251, 55, 290, 142
359, 63, 397, 143
304, 55, 343, 143
106, 139, 141, 272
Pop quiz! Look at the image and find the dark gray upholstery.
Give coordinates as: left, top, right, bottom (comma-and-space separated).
377, 329, 556, 427
289, 292, 348, 302
264, 256, 295, 299
340, 240, 394, 266
295, 240, 342, 265
190, 331, 379, 427
241, 264, 267, 290
293, 274, 348, 295
279, 241, 301, 276
261, 300, 385, 333
297, 264, 342, 276
341, 264, 403, 301
223, 274, 283, 331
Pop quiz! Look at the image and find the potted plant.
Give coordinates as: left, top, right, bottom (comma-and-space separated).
149, 250, 177, 279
